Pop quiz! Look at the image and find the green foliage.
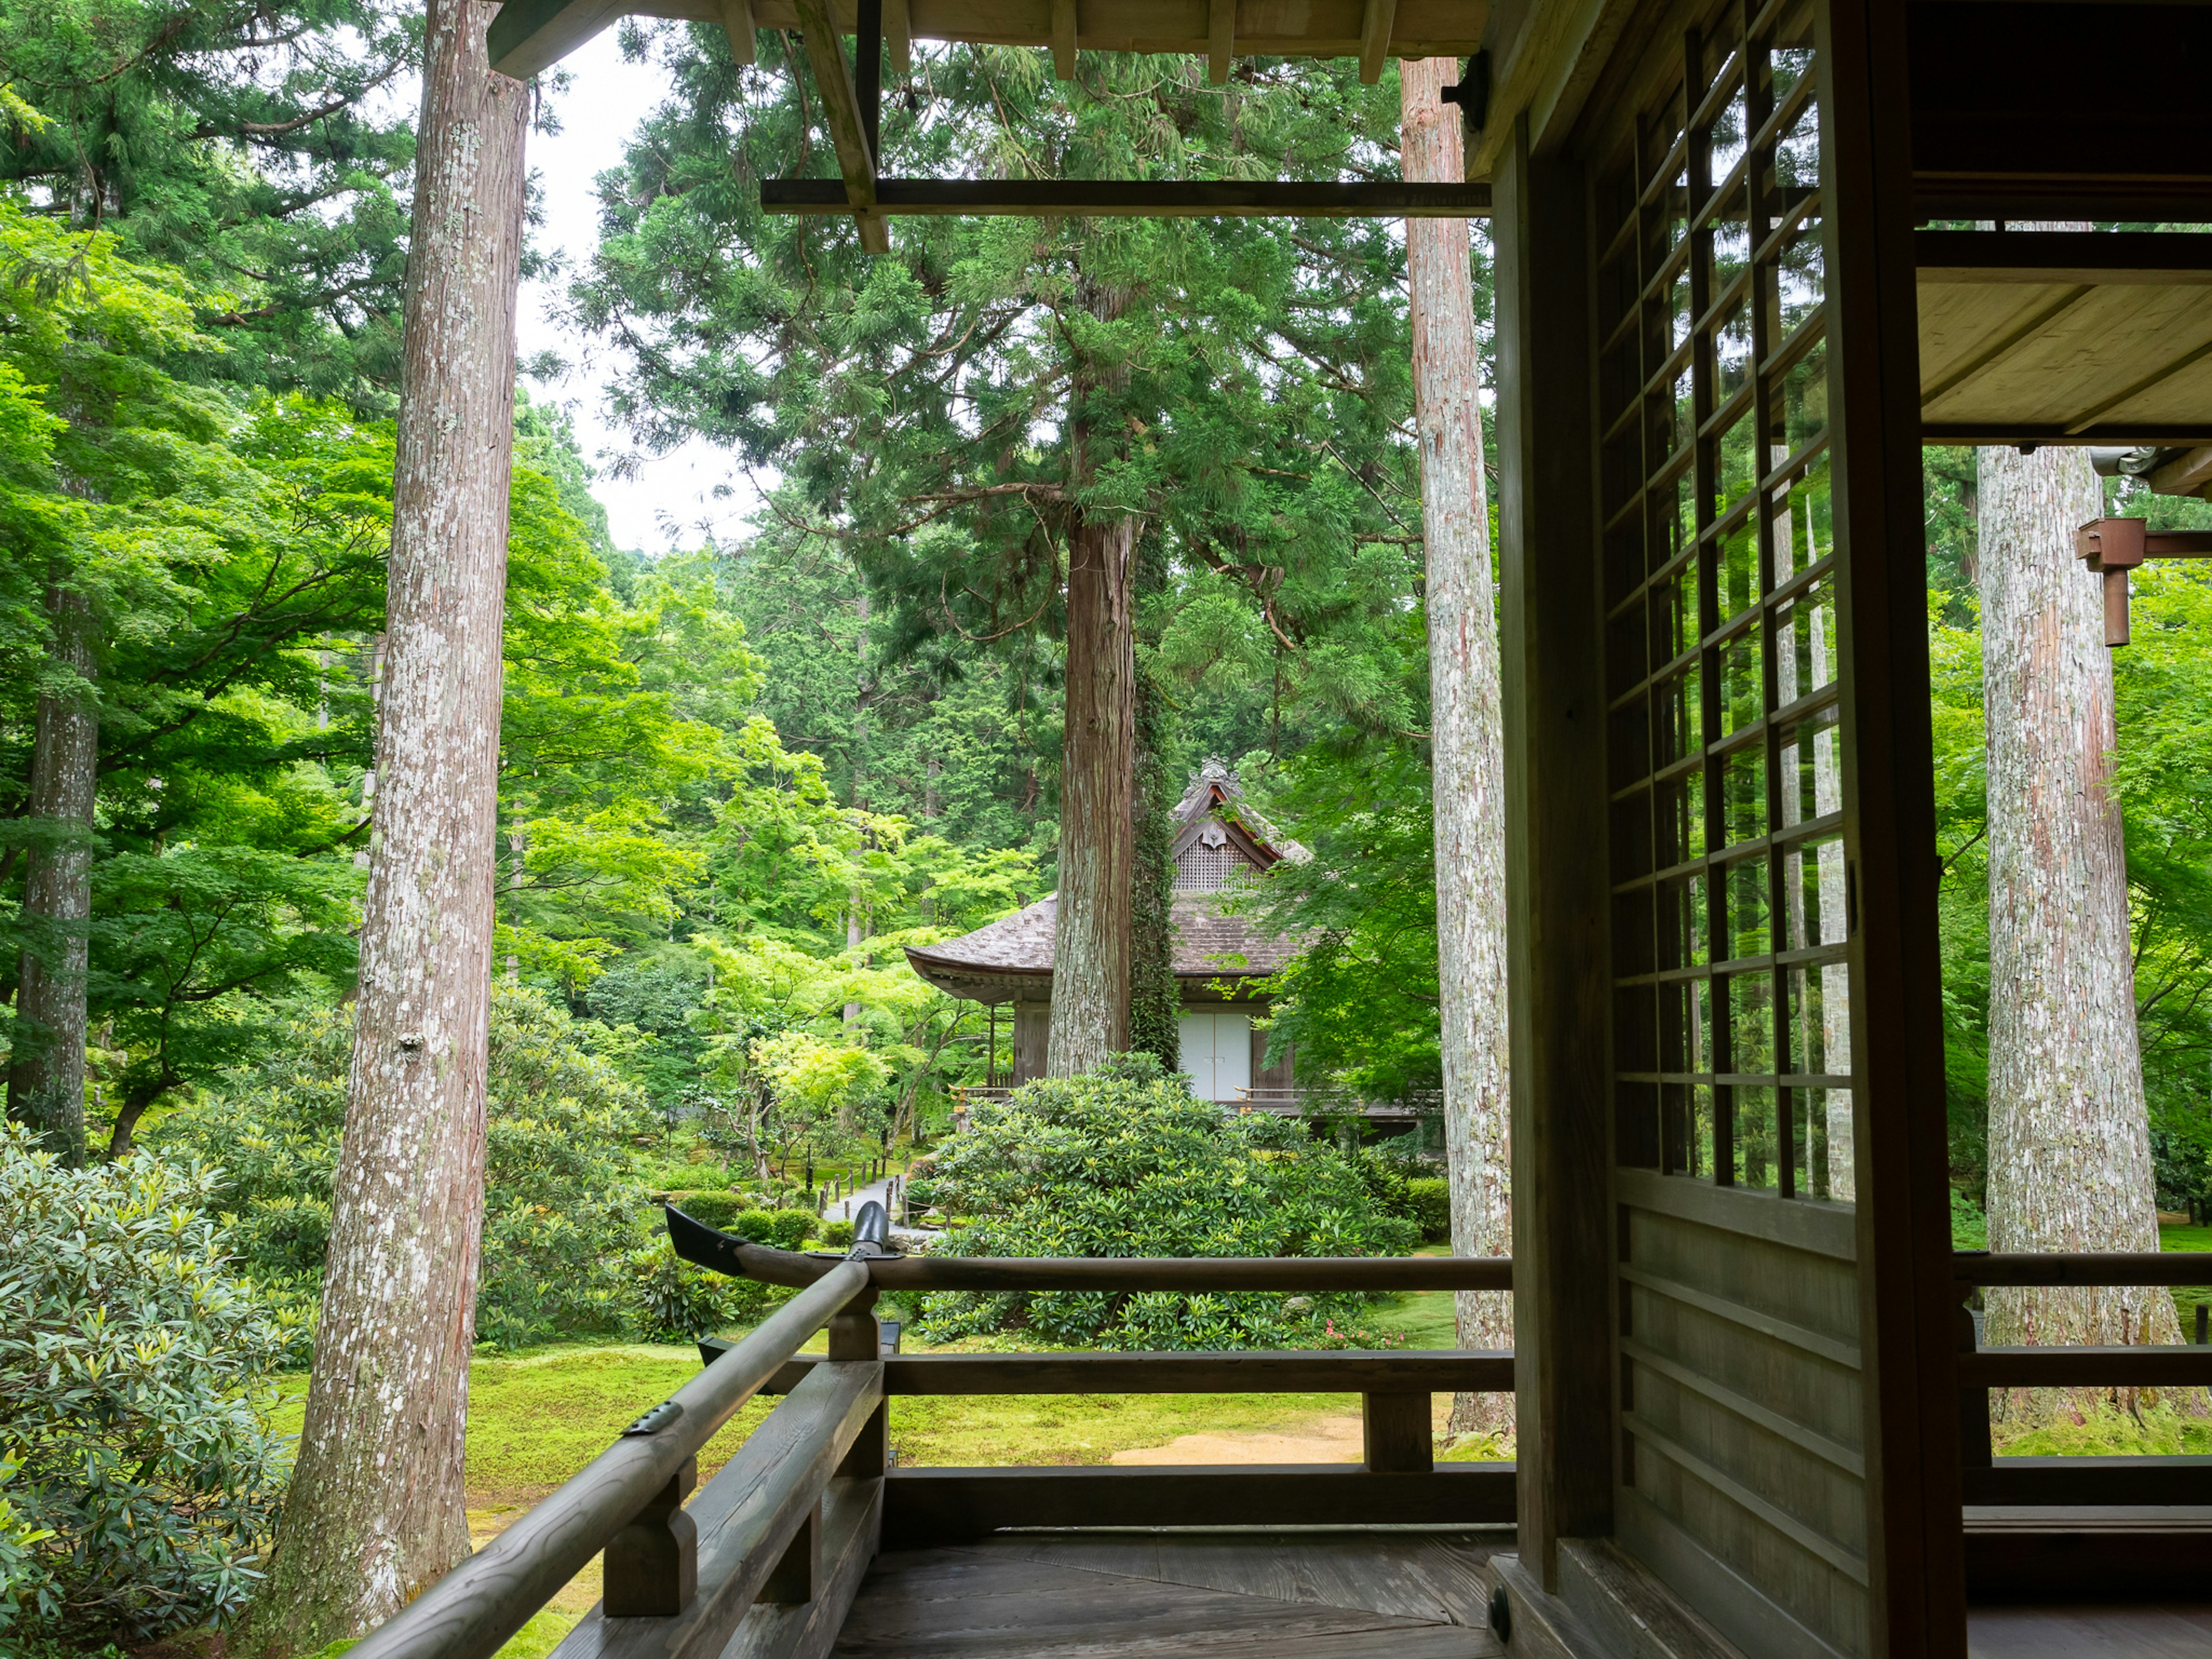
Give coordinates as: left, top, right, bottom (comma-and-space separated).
725, 1207, 819, 1251
908, 1055, 1418, 1349
625, 1236, 776, 1340
157, 984, 657, 1355
817, 1218, 857, 1249
0, 0, 418, 406
1402, 1177, 1452, 1244
664, 1190, 746, 1230
0, 1124, 290, 1644
1240, 744, 1442, 1098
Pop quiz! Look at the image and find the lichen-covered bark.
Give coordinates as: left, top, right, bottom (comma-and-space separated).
238, 3, 527, 1650
1402, 59, 1513, 1437
1047, 509, 1137, 1076
1978, 441, 2180, 1404
6, 584, 97, 1166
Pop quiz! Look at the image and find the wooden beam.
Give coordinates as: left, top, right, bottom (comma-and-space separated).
789, 0, 890, 252
757, 1349, 1516, 1395
1356, 0, 1396, 84
1959, 1455, 2212, 1508
2148, 445, 2212, 498
1954, 1251, 2212, 1287
719, 0, 757, 66
759, 177, 1493, 218
1916, 230, 2212, 286
887, 0, 911, 74
1207, 0, 1233, 84
1956, 1346, 2212, 1389
486, 0, 631, 80
1050, 0, 1076, 77
1923, 422, 2212, 447
879, 1463, 1517, 1545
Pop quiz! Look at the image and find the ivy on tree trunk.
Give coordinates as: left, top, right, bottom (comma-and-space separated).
6, 582, 97, 1166
1403, 58, 1513, 1437
238, 2, 528, 1650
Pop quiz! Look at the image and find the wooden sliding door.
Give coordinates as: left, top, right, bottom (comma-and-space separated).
1501, 0, 1961, 1653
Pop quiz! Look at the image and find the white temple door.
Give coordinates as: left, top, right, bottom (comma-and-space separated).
1175, 1008, 1252, 1101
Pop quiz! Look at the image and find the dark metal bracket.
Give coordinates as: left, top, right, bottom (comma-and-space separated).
1441, 51, 1490, 132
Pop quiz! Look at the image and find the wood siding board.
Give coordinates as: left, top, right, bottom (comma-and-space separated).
1919, 286, 2212, 428
1618, 1488, 1862, 1659
1626, 1211, 1863, 1354
1497, 112, 1617, 1592
1822, 0, 1974, 1650
1625, 1410, 1870, 1586
1627, 1291, 1865, 1457
1616, 1168, 1858, 1260
1622, 1337, 1866, 1478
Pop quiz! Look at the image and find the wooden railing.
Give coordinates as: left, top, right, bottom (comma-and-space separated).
343, 1210, 1516, 1659
1952, 1250, 2212, 1506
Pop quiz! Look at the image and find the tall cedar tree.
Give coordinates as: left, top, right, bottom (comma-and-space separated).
572, 29, 1425, 1066
1978, 440, 2183, 1399
1400, 58, 1510, 1434
239, 0, 526, 1647
0, 0, 418, 404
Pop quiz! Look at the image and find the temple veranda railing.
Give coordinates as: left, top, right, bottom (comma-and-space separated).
339, 1204, 2212, 1659
343, 1203, 1516, 1659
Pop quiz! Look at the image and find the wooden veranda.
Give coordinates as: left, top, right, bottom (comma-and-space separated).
344, 0, 2212, 1655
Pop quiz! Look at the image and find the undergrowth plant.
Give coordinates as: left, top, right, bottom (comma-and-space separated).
906, 1054, 1419, 1349
0, 1124, 291, 1645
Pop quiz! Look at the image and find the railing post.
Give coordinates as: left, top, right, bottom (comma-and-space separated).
604, 1455, 698, 1616
1361, 1392, 1432, 1472
1957, 1293, 1991, 1471
757, 1497, 822, 1604
831, 1284, 889, 1476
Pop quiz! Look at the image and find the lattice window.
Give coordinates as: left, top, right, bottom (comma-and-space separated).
1175, 840, 1249, 893
1599, 0, 1851, 1202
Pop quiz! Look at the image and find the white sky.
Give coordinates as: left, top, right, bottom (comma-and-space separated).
517, 27, 767, 555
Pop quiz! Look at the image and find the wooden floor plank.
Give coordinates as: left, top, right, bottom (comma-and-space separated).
976, 1528, 1504, 1624
831, 1540, 1484, 1659
1967, 1604, 2212, 1659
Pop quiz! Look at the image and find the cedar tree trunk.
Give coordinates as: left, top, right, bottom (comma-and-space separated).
239, 3, 527, 1649
6, 584, 97, 1165
1403, 59, 1513, 1437
1978, 440, 2181, 1413
1047, 509, 1137, 1075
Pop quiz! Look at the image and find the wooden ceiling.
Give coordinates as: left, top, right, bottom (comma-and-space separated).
1917, 232, 2212, 446
490, 0, 1488, 82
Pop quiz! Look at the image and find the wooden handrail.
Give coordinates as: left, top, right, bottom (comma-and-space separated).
1953, 1251, 2212, 1287
667, 1205, 1512, 1290
1959, 1346, 2212, 1387
757, 1348, 1516, 1395
346, 1259, 870, 1659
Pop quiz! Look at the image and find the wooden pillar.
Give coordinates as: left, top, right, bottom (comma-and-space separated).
1819, 0, 1968, 1650
1494, 112, 1614, 1592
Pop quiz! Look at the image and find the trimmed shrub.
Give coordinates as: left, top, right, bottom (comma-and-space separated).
666, 1190, 745, 1232
1403, 1177, 1452, 1243
725, 1208, 816, 1251
0, 1124, 291, 1645
909, 1054, 1420, 1349
625, 1237, 780, 1339
817, 1218, 857, 1249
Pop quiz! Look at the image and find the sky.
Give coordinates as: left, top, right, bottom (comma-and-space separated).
517, 26, 768, 556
